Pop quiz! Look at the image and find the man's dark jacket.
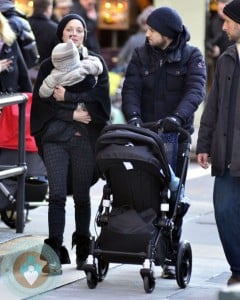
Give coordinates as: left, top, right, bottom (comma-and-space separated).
205, 11, 233, 57
197, 45, 240, 177
28, 13, 59, 63
122, 26, 206, 134
70, 1, 100, 54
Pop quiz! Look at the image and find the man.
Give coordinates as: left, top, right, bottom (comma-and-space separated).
205, 0, 233, 89
122, 6, 206, 279
28, 0, 59, 63
197, 0, 240, 286
52, 0, 73, 23
70, 0, 100, 53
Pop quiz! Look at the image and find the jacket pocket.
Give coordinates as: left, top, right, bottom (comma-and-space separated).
166, 66, 187, 91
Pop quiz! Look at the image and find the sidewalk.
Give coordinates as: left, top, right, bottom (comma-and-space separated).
31, 211, 240, 300
0, 210, 230, 300
0, 166, 239, 299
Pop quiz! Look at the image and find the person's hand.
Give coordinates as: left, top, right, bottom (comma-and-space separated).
161, 116, 182, 132
53, 85, 65, 101
161, 116, 181, 132
87, 9, 97, 20
0, 58, 13, 73
128, 116, 142, 127
73, 108, 92, 124
212, 45, 220, 58
197, 153, 209, 169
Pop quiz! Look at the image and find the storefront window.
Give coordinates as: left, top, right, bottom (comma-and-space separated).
98, 0, 129, 30
15, 0, 33, 16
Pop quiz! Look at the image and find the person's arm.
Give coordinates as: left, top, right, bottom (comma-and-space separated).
15, 42, 32, 92
121, 49, 143, 122
55, 106, 91, 124
171, 47, 206, 124
33, 54, 110, 129
205, 12, 215, 54
196, 60, 220, 164
31, 59, 60, 136
63, 55, 111, 123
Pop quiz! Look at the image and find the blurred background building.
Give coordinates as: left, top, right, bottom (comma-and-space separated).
15, 0, 206, 67
15, 0, 208, 129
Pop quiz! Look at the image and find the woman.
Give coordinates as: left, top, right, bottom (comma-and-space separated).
0, 12, 32, 93
30, 14, 111, 274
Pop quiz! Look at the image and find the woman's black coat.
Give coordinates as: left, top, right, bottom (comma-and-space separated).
30, 52, 111, 155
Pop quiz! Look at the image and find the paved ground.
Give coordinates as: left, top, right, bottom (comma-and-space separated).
1, 163, 240, 299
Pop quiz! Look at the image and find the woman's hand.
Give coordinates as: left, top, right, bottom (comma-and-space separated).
73, 108, 92, 124
53, 85, 65, 101
0, 58, 13, 73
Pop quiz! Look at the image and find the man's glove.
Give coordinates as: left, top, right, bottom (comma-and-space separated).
161, 116, 182, 132
128, 115, 143, 127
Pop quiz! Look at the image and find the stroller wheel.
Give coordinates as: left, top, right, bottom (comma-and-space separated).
97, 258, 109, 282
1, 208, 31, 229
86, 271, 98, 289
1, 209, 16, 229
143, 275, 155, 294
176, 240, 192, 288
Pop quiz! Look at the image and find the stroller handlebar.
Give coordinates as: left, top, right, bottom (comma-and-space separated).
142, 120, 191, 144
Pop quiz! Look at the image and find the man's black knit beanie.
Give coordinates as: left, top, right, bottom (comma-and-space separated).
223, 0, 240, 24
146, 7, 183, 39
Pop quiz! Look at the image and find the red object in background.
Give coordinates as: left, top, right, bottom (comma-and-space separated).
0, 92, 38, 152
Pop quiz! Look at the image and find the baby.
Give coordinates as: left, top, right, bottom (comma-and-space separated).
39, 39, 103, 98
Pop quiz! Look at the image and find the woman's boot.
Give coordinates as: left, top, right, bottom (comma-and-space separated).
41, 238, 71, 275
72, 232, 90, 270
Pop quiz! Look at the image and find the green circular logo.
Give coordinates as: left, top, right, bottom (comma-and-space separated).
0, 239, 61, 298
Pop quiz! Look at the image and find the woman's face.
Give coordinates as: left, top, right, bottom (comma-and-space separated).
62, 19, 85, 48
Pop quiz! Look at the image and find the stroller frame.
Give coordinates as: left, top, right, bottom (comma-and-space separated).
83, 123, 192, 293
0, 152, 48, 229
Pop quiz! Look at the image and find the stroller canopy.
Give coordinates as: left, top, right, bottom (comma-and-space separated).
96, 124, 171, 185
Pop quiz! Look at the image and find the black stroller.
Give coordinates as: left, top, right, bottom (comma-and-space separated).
83, 122, 192, 293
